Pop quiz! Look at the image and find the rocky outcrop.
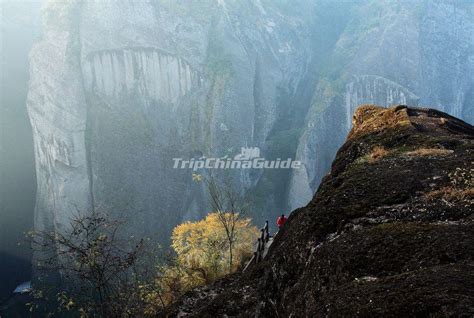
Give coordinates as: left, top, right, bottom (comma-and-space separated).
288, 0, 473, 211
344, 75, 420, 130
165, 105, 474, 317
289, 75, 420, 210
27, 1, 473, 257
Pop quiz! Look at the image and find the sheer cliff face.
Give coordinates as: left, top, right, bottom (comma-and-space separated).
27, 0, 316, 243
27, 1, 473, 244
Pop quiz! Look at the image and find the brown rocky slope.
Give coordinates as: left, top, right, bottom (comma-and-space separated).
164, 105, 474, 317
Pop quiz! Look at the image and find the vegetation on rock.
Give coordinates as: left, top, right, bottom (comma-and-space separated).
164, 105, 474, 317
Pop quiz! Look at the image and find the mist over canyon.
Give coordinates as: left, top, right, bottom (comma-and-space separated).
1, 0, 473, 297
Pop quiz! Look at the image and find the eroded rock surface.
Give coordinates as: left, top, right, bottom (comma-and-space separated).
27, 1, 473, 257
166, 105, 474, 317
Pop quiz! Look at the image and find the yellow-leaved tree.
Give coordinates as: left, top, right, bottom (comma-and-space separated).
172, 212, 258, 285
141, 213, 258, 314
140, 175, 260, 314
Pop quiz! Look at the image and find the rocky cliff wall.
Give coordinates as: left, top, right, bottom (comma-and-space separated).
165, 105, 474, 317
27, 0, 473, 254
288, 0, 473, 210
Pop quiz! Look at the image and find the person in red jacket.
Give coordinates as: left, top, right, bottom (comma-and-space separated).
276, 214, 287, 229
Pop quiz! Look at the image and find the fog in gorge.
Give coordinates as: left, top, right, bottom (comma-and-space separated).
0, 0, 44, 300
0, 0, 473, 304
